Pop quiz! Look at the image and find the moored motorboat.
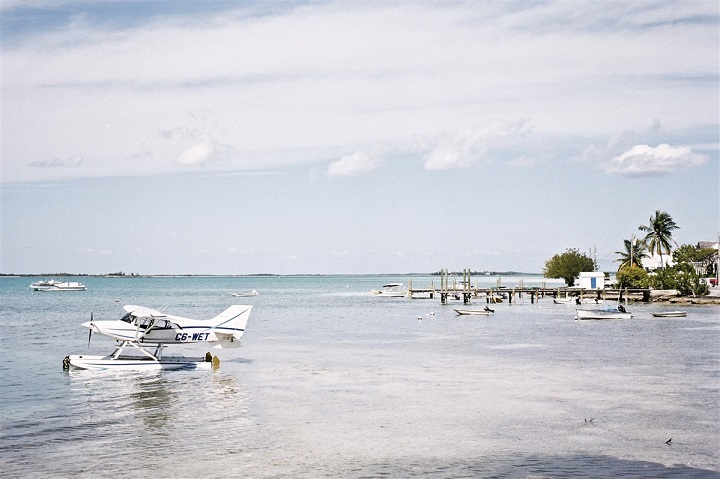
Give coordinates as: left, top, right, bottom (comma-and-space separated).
575, 305, 632, 320
651, 311, 687, 318
553, 297, 600, 305
31, 280, 86, 291
454, 309, 491, 316
231, 290, 259, 297
371, 283, 407, 297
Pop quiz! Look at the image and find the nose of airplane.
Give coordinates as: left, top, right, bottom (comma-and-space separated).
81, 321, 92, 329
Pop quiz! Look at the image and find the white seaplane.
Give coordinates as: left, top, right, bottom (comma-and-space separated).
65, 304, 252, 371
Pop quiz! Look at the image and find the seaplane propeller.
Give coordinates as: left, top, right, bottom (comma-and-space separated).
87, 312, 94, 348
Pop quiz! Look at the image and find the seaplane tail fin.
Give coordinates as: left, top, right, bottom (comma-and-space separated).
210, 305, 252, 349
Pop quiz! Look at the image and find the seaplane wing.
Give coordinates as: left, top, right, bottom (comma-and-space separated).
83, 305, 252, 347
123, 304, 168, 318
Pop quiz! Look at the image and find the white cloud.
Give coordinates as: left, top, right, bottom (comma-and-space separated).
327, 151, 377, 177
176, 135, 236, 167
421, 127, 481, 170
603, 144, 708, 177
1, 3, 717, 183
421, 120, 531, 171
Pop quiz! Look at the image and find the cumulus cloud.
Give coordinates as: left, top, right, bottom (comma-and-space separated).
421, 120, 531, 171
28, 155, 83, 168
327, 150, 377, 177
175, 135, 236, 167
421, 127, 482, 170
579, 121, 672, 165
603, 144, 708, 177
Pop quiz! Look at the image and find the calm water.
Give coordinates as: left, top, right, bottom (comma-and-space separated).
1, 275, 718, 478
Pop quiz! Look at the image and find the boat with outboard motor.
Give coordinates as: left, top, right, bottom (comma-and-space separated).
454, 306, 495, 316
553, 296, 600, 305
575, 304, 632, 320
231, 290, 259, 297
371, 283, 407, 297
65, 304, 252, 370
454, 309, 490, 316
651, 311, 687, 318
31, 279, 86, 291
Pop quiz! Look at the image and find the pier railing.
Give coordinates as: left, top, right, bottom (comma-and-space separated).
407, 272, 650, 304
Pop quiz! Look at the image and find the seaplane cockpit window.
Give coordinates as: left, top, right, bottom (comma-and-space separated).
121, 312, 133, 324
137, 318, 153, 330
155, 320, 173, 329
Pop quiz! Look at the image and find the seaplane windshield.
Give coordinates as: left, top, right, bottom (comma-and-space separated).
120, 312, 179, 330
136, 318, 153, 330
153, 320, 176, 330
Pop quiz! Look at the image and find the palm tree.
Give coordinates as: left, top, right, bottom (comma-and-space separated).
615, 237, 649, 270
639, 210, 679, 268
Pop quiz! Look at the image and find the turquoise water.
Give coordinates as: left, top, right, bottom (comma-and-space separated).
1, 275, 718, 478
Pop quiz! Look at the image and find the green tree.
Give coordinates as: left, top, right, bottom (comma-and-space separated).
543, 248, 596, 286
648, 263, 709, 296
615, 266, 649, 289
639, 210, 679, 268
673, 244, 718, 276
615, 237, 649, 270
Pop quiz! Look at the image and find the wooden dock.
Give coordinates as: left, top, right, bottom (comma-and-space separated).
407, 269, 651, 304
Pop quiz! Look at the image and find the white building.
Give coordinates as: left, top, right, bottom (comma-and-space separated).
642, 253, 674, 270
578, 271, 605, 289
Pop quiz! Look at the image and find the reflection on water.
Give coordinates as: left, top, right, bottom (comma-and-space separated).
128, 374, 174, 432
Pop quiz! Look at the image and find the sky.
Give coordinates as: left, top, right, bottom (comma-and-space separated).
1, 1, 718, 275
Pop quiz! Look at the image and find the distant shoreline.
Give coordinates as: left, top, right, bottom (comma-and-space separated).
1, 271, 541, 278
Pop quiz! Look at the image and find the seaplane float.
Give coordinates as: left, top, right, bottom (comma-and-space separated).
64, 304, 252, 371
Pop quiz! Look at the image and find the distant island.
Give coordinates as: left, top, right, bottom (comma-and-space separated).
430, 270, 537, 276
1, 271, 540, 277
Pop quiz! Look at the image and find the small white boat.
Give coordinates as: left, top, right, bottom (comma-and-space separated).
651, 311, 687, 318
231, 290, 259, 297
553, 297, 600, 305
575, 306, 632, 320
371, 283, 406, 297
30, 280, 86, 291
454, 309, 492, 316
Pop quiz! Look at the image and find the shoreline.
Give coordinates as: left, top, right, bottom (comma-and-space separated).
0, 272, 538, 278
577, 289, 720, 305
649, 295, 720, 305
